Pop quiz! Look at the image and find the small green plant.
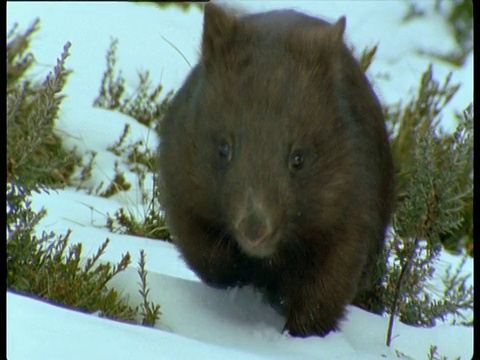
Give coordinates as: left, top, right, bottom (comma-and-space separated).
93, 38, 173, 128
6, 20, 162, 328
137, 250, 162, 326
98, 161, 132, 198
103, 131, 170, 239
7, 20, 78, 188
7, 183, 138, 322
358, 44, 378, 73
427, 345, 460, 360
107, 123, 158, 172
107, 206, 171, 241
104, 126, 169, 239
387, 65, 473, 255
382, 65, 473, 345
7, 182, 163, 326
354, 44, 473, 344
74, 150, 98, 190
7, 18, 38, 86
93, 38, 172, 240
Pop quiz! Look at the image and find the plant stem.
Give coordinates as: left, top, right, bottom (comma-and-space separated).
386, 237, 419, 346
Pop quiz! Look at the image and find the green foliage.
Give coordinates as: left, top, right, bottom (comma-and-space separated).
97, 161, 132, 198
358, 44, 378, 73
403, 0, 473, 66
7, 182, 163, 326
7, 19, 78, 188
107, 206, 171, 241
74, 150, 98, 190
7, 183, 138, 322
7, 18, 38, 85
427, 345, 460, 360
93, 39, 171, 240
433, 0, 473, 66
93, 38, 173, 128
132, 1, 203, 12
386, 65, 472, 255
93, 38, 125, 110
387, 65, 460, 183
356, 45, 473, 346
381, 64, 473, 345
6, 21, 162, 328
137, 250, 162, 326
437, 255, 473, 326
107, 123, 157, 173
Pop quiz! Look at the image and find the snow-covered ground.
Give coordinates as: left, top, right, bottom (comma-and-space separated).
7, 1, 473, 359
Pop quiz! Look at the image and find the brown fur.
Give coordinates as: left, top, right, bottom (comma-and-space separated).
157, 4, 394, 337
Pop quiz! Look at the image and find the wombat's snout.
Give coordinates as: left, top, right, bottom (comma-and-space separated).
237, 208, 271, 244
234, 198, 276, 257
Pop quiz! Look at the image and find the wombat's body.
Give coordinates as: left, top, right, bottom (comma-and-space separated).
158, 4, 394, 337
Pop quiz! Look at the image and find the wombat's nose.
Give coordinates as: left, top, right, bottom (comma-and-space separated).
237, 210, 272, 245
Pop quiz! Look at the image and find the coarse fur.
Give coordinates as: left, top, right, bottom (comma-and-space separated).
157, 3, 395, 337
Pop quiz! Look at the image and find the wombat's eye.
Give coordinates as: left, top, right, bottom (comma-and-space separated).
218, 140, 232, 162
290, 151, 304, 172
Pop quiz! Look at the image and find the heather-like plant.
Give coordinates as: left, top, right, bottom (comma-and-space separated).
7, 20, 78, 188
354, 39, 473, 343
387, 65, 473, 255
137, 250, 162, 326
6, 20, 162, 328
382, 68, 473, 345
7, 181, 163, 326
93, 38, 173, 128
7, 183, 137, 322
94, 39, 171, 239
106, 205, 171, 241
352, 17, 473, 342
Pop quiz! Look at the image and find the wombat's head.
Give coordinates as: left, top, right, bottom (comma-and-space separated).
159, 5, 358, 259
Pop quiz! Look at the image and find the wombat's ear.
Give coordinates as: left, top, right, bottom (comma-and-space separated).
331, 16, 346, 42
202, 3, 238, 66
286, 16, 347, 72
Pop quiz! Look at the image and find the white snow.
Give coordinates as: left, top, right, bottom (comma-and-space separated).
7, 1, 473, 359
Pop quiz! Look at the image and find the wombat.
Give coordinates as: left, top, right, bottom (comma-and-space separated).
157, 3, 394, 337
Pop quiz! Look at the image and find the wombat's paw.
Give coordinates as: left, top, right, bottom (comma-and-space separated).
200, 273, 247, 290
283, 309, 337, 338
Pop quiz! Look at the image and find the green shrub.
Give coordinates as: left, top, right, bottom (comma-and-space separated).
107, 206, 171, 241
137, 250, 162, 326
7, 183, 138, 322
93, 38, 173, 128
7, 19, 78, 188
7, 182, 162, 326
94, 39, 171, 240
382, 68, 473, 345
6, 20, 162, 328
356, 28, 473, 344
387, 66, 473, 256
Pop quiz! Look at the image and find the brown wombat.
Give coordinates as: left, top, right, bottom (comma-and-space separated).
157, 3, 394, 337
